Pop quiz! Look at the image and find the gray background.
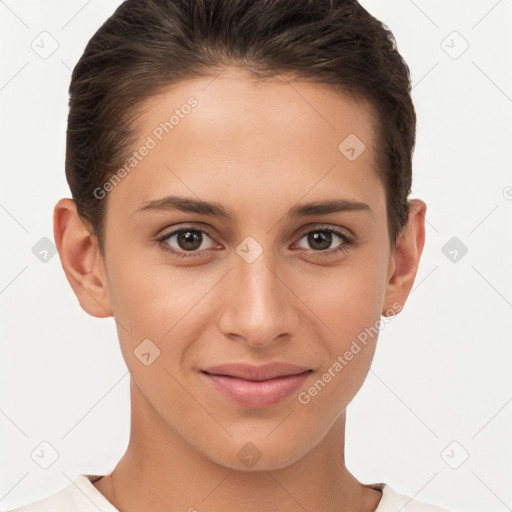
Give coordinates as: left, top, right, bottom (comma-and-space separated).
1, 0, 511, 510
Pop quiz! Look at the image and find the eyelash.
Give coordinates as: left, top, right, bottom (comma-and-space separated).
156, 225, 354, 259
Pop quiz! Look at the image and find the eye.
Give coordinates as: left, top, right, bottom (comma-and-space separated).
294, 227, 354, 256
156, 225, 354, 259
157, 227, 219, 258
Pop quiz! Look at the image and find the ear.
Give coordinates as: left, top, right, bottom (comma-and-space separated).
53, 198, 113, 318
382, 199, 426, 316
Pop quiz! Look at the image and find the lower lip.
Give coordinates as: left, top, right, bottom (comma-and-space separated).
201, 371, 311, 408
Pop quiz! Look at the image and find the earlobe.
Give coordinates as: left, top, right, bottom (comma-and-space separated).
382, 199, 426, 316
53, 198, 113, 318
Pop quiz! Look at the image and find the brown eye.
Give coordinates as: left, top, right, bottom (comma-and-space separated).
157, 227, 218, 258
295, 227, 352, 255
175, 230, 204, 251
305, 231, 333, 251
299, 227, 354, 258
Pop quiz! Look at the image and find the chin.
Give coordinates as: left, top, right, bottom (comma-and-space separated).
201, 433, 314, 472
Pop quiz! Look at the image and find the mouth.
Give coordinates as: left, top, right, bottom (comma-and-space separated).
201, 362, 313, 381
200, 367, 313, 408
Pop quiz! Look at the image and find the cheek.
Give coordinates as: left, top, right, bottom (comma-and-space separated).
296, 270, 384, 417
302, 254, 387, 386
105, 254, 221, 373
308, 257, 387, 338
106, 249, 202, 327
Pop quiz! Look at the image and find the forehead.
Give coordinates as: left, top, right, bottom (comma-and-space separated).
106, 69, 384, 223
137, 68, 377, 155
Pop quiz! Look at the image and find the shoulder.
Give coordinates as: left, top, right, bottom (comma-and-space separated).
2, 475, 118, 512
372, 482, 453, 512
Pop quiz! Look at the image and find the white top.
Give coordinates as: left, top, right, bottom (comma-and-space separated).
4, 474, 452, 512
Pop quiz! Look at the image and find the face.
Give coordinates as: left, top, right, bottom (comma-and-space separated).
91, 69, 400, 469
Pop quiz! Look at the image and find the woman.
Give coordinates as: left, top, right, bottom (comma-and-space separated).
9, 0, 451, 510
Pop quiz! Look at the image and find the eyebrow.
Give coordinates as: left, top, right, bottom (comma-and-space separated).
134, 195, 371, 219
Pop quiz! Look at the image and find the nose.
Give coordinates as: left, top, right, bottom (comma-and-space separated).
217, 244, 300, 348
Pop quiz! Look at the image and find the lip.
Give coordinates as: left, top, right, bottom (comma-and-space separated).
200, 362, 312, 408
202, 362, 312, 381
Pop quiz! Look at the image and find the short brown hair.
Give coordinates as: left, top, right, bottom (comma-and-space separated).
66, 0, 416, 254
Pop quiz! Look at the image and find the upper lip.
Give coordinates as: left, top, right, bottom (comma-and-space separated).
201, 362, 312, 381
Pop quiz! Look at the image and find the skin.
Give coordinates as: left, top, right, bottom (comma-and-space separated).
54, 67, 426, 512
